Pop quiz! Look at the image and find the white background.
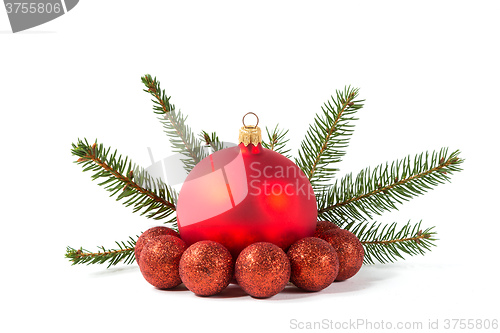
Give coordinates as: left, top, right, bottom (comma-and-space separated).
1, 1, 499, 332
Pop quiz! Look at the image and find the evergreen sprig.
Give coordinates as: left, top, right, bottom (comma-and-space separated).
141, 74, 204, 173
296, 86, 364, 194
262, 124, 292, 159
65, 236, 137, 268
347, 221, 437, 264
317, 148, 463, 224
67, 75, 464, 268
72, 138, 177, 223
200, 130, 225, 152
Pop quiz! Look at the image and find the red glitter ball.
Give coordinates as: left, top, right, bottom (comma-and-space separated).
313, 220, 339, 238
179, 240, 233, 296
235, 242, 291, 298
319, 229, 364, 281
287, 237, 339, 291
139, 235, 187, 289
134, 226, 180, 265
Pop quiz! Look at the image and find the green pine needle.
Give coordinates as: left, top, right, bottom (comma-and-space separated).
296, 86, 364, 194
141, 74, 205, 173
262, 124, 292, 159
346, 220, 438, 264
66, 236, 138, 268
72, 138, 177, 224
200, 130, 225, 152
318, 148, 464, 224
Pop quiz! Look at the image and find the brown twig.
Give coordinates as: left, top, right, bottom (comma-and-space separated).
308, 92, 356, 181
80, 152, 176, 211
143, 76, 200, 164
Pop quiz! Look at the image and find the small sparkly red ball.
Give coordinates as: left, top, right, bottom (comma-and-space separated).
314, 220, 339, 238
319, 229, 364, 281
139, 235, 187, 289
287, 237, 339, 291
135, 226, 180, 264
235, 242, 291, 298
179, 240, 233, 296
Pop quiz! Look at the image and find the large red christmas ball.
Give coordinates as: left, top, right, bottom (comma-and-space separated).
177, 142, 317, 258
179, 240, 233, 296
319, 229, 364, 281
134, 226, 180, 264
235, 242, 291, 298
139, 235, 187, 289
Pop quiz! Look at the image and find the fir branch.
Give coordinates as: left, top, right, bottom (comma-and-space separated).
262, 124, 292, 158
200, 130, 225, 152
346, 221, 437, 264
72, 138, 177, 222
66, 236, 137, 268
296, 87, 364, 193
318, 148, 464, 223
141, 74, 204, 172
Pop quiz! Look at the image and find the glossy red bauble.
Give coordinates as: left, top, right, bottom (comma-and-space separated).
177, 143, 317, 258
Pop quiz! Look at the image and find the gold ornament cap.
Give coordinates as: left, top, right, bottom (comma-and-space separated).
239, 112, 262, 146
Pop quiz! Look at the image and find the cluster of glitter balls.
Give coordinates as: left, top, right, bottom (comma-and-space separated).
135, 221, 364, 298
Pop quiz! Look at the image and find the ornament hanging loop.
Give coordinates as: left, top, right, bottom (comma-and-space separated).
242, 112, 259, 128
239, 112, 262, 146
